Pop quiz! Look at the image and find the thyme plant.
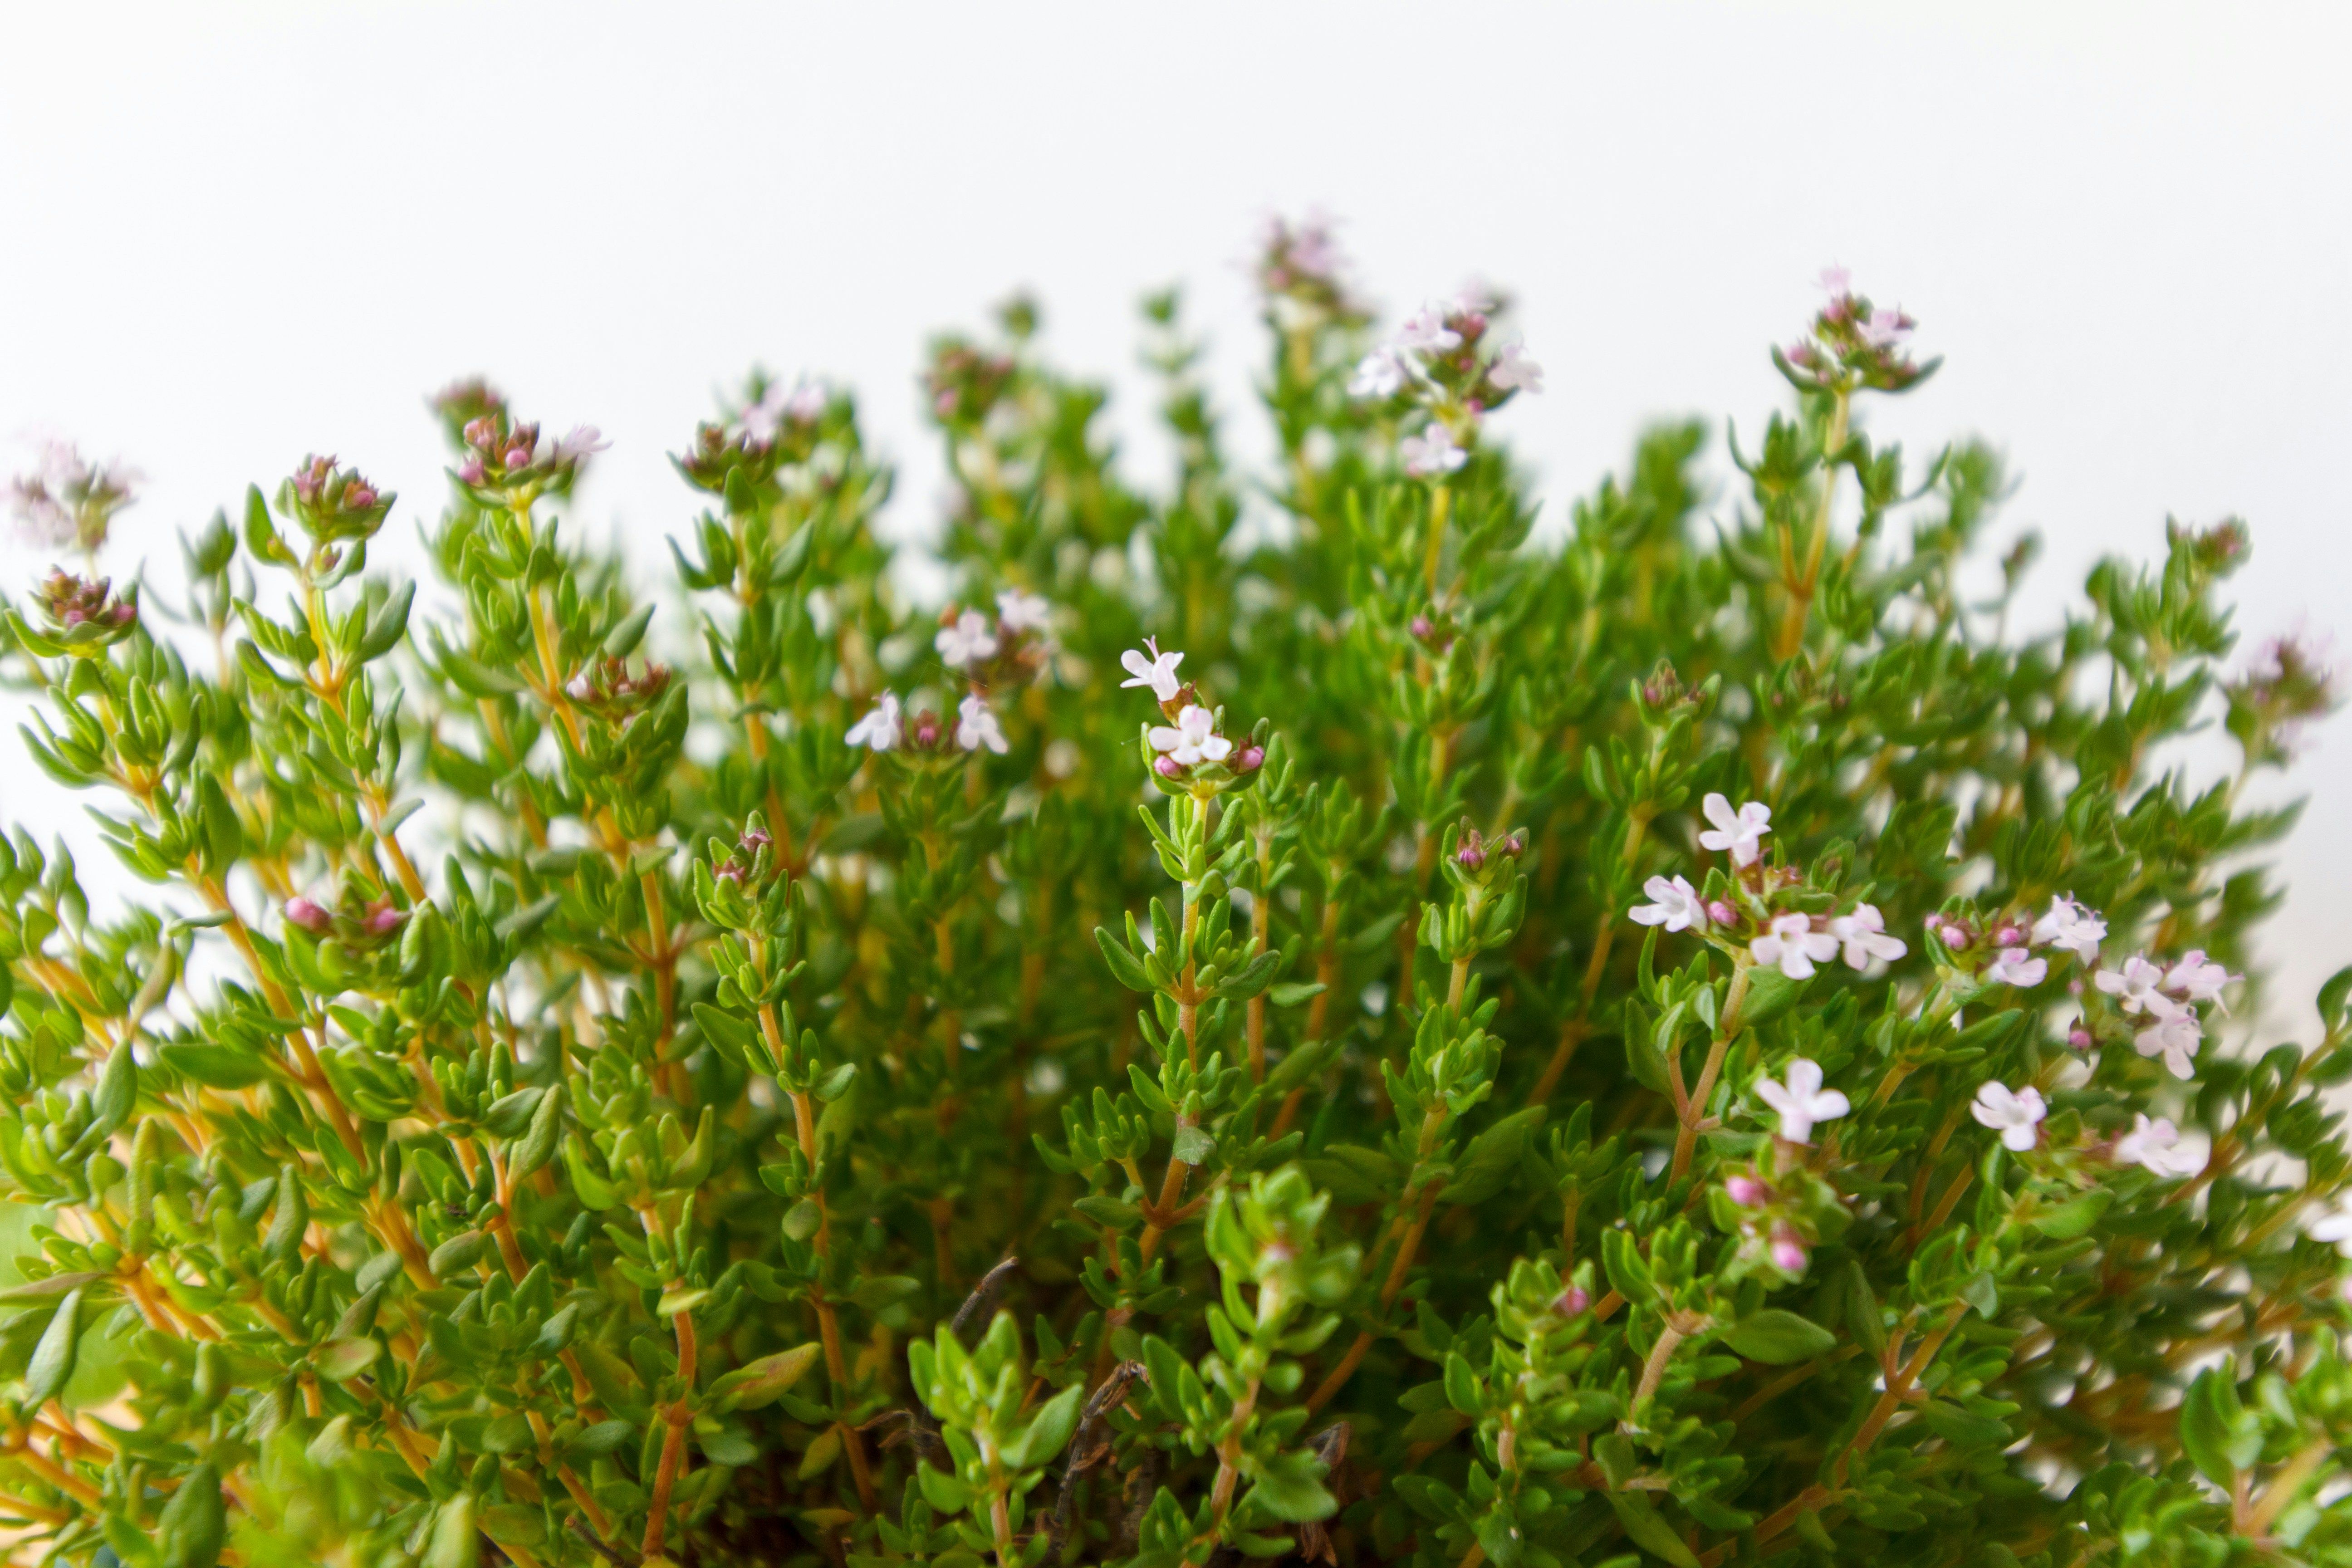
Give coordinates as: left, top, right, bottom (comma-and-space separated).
1, 226, 2347, 1568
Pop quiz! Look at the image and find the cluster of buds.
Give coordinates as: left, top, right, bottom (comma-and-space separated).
710, 821, 777, 890
1717, 1162, 1825, 1277
451, 410, 608, 496
923, 338, 1017, 427
429, 377, 506, 443
30, 571, 139, 653
845, 691, 1007, 759
564, 657, 673, 727
1451, 823, 1526, 875
1254, 212, 1369, 330
739, 376, 830, 451
933, 588, 1053, 686
284, 454, 394, 544
284, 890, 408, 946
1776, 267, 1935, 393
2228, 626, 2339, 764
8, 440, 139, 556
1118, 638, 1264, 794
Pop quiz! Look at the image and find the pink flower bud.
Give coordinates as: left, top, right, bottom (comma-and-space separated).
1554, 1284, 1591, 1316
458, 460, 486, 485
362, 900, 407, 938
1154, 755, 1183, 779
2067, 1025, 2093, 1050
1456, 841, 1486, 870
345, 484, 377, 511
1726, 1176, 1768, 1208
739, 826, 772, 854
1234, 746, 1264, 772
1769, 1226, 1809, 1274
284, 897, 332, 935
1706, 900, 1739, 928
1939, 921, 1972, 952
1410, 615, 1433, 640
1993, 925, 2025, 949
714, 862, 745, 886
504, 443, 534, 469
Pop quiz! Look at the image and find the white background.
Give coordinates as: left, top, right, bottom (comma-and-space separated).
2, 1, 2347, 1031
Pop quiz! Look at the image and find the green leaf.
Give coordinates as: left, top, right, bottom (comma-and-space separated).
24, 1286, 82, 1404
1440, 1106, 1545, 1204
157, 1044, 270, 1089
157, 1461, 226, 1568
1002, 1382, 1083, 1470
2029, 1188, 2113, 1240
1722, 1309, 1836, 1365
1607, 1492, 1701, 1568
314, 1337, 381, 1382
707, 1343, 822, 1411
1094, 927, 1155, 994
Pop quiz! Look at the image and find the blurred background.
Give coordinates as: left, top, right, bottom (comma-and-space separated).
2, 0, 2347, 1029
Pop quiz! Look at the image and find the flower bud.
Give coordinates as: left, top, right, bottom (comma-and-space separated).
1234, 746, 1264, 772
362, 900, 408, 939
1553, 1284, 1590, 1317
1706, 900, 1739, 928
1769, 1224, 1808, 1274
284, 897, 332, 935
1725, 1175, 1768, 1208
1154, 755, 1183, 779
2067, 1025, 2093, 1050
1993, 925, 2025, 949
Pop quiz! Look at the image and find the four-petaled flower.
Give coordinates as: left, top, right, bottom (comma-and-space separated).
1488, 342, 1544, 394
1400, 424, 1467, 477
1754, 1058, 1849, 1145
1971, 1081, 2048, 1152
1348, 349, 1405, 399
2095, 955, 2167, 1014
2133, 1002, 2202, 1080
956, 695, 1008, 755
554, 425, 610, 465
1827, 904, 1907, 970
936, 610, 1000, 668
1120, 637, 1184, 702
2164, 950, 2237, 1013
1698, 793, 1772, 866
1984, 946, 2048, 989
1148, 704, 1231, 767
2031, 894, 2107, 962
1392, 305, 1462, 353
845, 693, 902, 752
1751, 914, 1837, 980
996, 588, 1052, 633
1859, 307, 1912, 349
1629, 874, 1708, 933
2114, 1114, 2203, 1179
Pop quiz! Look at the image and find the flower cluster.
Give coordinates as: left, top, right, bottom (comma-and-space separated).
451, 408, 608, 495
1776, 265, 1938, 392
1347, 285, 1543, 478
7, 439, 139, 556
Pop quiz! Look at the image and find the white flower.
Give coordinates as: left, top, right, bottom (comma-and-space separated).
1487, 341, 1544, 394
995, 588, 1052, 633
956, 695, 1008, 755
1971, 1081, 2048, 1152
1147, 704, 1231, 767
1449, 282, 1495, 318
1629, 874, 1708, 933
1827, 904, 1907, 970
2164, 950, 2238, 1013
2308, 1198, 2352, 1254
2095, 955, 2167, 1014
1698, 794, 1772, 867
1985, 947, 2048, 989
1348, 349, 1406, 399
1399, 424, 1468, 478
2030, 894, 2107, 963
2114, 1114, 2204, 1180
1817, 265, 1852, 296
784, 382, 828, 422
935, 610, 1000, 668
1754, 1058, 1849, 1146
845, 693, 902, 752
1751, 914, 1838, 981
554, 425, 610, 465
2133, 1000, 2202, 1080
1120, 638, 1185, 702
1860, 307, 1911, 349
1392, 305, 1462, 353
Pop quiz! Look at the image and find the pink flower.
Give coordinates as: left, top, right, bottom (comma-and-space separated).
1392, 306, 1462, 353
1754, 1058, 1848, 1144
2133, 1000, 2202, 1080
1984, 947, 2048, 989
1554, 1284, 1591, 1316
1971, 1081, 2047, 1152
2031, 895, 2107, 962
995, 588, 1052, 633
2164, 950, 2238, 1013
1399, 424, 1468, 478
1859, 307, 1912, 349
1629, 874, 1708, 934
956, 695, 1008, 755
1752, 915, 1837, 981
2096, 955, 2167, 1014
1725, 1175, 1769, 1208
1827, 904, 1906, 970
1816, 265, 1852, 297
554, 425, 610, 465
1698, 794, 1771, 866
935, 610, 999, 668
1769, 1225, 1809, 1275
1487, 341, 1544, 394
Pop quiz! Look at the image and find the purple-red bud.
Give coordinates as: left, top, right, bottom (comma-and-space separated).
1554, 1284, 1591, 1316
284, 897, 332, 935
362, 900, 407, 938
1993, 925, 2025, 949
1725, 1176, 1768, 1208
1234, 746, 1264, 772
1769, 1224, 1808, 1274
1706, 900, 1739, 928
1154, 755, 1183, 779
2067, 1025, 2093, 1050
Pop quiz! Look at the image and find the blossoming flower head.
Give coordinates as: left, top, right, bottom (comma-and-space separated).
2133, 1000, 2202, 1080
1392, 304, 1462, 353
9, 439, 140, 555
1753, 1057, 1848, 1145
1984, 946, 2048, 989
1698, 793, 1771, 866
1827, 903, 1906, 970
1148, 705, 1231, 767
1629, 874, 1707, 933
2095, 955, 2168, 1014
1751, 914, 1838, 980
1119, 637, 1184, 703
2031, 894, 2107, 962
2114, 1114, 2204, 1180
956, 694, 1008, 755
935, 609, 1000, 668
1399, 423, 1468, 478
845, 692, 903, 751
1486, 341, 1544, 395
2163, 950, 2237, 1013
1971, 1081, 2048, 1152
995, 588, 1052, 633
